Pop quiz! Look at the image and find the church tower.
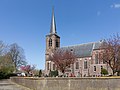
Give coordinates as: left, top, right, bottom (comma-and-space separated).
45, 8, 60, 75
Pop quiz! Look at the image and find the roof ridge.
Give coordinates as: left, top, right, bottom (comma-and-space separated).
61, 41, 99, 48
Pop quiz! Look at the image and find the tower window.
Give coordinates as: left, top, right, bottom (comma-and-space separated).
49, 38, 52, 47
56, 40, 59, 47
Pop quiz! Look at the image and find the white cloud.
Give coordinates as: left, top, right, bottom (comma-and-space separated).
111, 3, 120, 9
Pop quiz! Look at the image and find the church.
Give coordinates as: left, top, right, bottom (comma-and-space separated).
45, 9, 112, 77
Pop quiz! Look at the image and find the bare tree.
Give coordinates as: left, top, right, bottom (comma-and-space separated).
0, 41, 15, 73
8, 43, 27, 71
0, 41, 5, 55
50, 50, 77, 75
100, 34, 120, 75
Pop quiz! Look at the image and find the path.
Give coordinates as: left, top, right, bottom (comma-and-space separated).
0, 79, 31, 90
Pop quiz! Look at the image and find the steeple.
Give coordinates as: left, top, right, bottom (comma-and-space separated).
45, 7, 60, 75
50, 7, 57, 34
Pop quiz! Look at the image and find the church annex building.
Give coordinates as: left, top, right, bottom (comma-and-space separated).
45, 9, 112, 77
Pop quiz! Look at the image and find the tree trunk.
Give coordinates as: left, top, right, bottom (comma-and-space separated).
62, 70, 65, 77
117, 71, 120, 76
113, 70, 116, 76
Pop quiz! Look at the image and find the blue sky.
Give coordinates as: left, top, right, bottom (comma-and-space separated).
0, 0, 120, 69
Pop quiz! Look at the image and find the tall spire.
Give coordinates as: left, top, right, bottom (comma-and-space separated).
50, 7, 57, 34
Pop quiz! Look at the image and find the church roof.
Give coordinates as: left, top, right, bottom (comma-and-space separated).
50, 8, 57, 34
60, 41, 102, 58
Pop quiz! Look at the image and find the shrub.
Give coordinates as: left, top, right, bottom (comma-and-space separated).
39, 70, 42, 77
101, 68, 108, 76
49, 70, 58, 77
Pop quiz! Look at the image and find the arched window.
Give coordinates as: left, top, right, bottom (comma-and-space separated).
94, 66, 96, 71
84, 61, 87, 69
49, 38, 52, 47
101, 66, 103, 70
95, 54, 98, 64
76, 62, 79, 69
53, 64, 55, 70
47, 62, 49, 70
56, 40, 59, 47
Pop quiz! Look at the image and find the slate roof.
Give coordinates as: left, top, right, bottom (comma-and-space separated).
60, 41, 102, 58
50, 7, 57, 34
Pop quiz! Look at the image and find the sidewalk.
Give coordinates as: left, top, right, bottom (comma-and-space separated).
0, 79, 32, 90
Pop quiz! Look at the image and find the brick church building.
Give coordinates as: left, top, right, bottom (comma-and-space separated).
45, 9, 112, 77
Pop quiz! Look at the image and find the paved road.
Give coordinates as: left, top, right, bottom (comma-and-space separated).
0, 79, 31, 90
